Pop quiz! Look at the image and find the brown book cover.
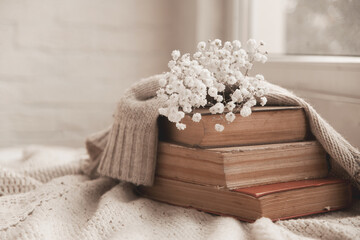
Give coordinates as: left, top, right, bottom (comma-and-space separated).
159, 106, 311, 148
138, 177, 351, 222
156, 141, 328, 189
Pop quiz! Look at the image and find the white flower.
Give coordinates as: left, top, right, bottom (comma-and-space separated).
172, 50, 180, 61
176, 122, 186, 130
245, 98, 257, 107
215, 95, 223, 102
203, 78, 214, 87
193, 51, 202, 59
196, 81, 206, 93
224, 41, 233, 51
240, 106, 252, 117
157, 38, 268, 132
213, 39, 222, 47
165, 85, 174, 94
255, 74, 265, 81
192, 113, 202, 122
215, 124, 224, 132
168, 60, 176, 69
232, 40, 241, 50
214, 82, 225, 92
197, 41, 206, 51
200, 69, 211, 79
225, 112, 236, 122
168, 112, 178, 122
158, 108, 168, 116
246, 39, 257, 53
260, 96, 267, 106
172, 66, 181, 74
227, 76, 237, 85
226, 101, 236, 111
184, 77, 194, 87
208, 87, 218, 97
254, 53, 263, 62
209, 102, 224, 114
158, 78, 167, 87
239, 49, 247, 57
183, 104, 192, 113
241, 88, 250, 98
261, 55, 268, 63
234, 71, 244, 81
231, 89, 243, 102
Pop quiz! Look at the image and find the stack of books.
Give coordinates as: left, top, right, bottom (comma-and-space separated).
137, 106, 352, 222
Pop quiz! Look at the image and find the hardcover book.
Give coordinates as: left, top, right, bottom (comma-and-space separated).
159, 106, 310, 148
138, 177, 351, 222
156, 141, 329, 189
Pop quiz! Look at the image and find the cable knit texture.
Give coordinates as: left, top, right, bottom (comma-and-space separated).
84, 74, 360, 188
0, 146, 360, 239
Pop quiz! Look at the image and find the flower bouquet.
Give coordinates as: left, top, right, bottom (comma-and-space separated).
157, 39, 268, 132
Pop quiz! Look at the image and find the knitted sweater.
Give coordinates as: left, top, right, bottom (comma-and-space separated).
84, 74, 360, 189
0, 146, 360, 240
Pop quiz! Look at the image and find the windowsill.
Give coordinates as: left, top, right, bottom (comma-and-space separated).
266, 54, 360, 69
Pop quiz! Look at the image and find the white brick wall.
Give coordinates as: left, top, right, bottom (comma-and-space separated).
0, 0, 196, 147
1, 0, 358, 149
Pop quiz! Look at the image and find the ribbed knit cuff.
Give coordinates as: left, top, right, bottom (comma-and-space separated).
96, 100, 160, 186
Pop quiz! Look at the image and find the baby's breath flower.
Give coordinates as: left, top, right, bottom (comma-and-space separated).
246, 39, 257, 52
226, 101, 236, 111
157, 38, 268, 131
215, 95, 223, 102
209, 102, 224, 114
214, 39, 222, 47
225, 112, 236, 122
245, 98, 257, 107
208, 87, 218, 97
231, 89, 243, 102
253, 53, 263, 62
227, 76, 237, 85
168, 60, 176, 69
214, 82, 225, 92
197, 41, 206, 51
240, 106, 252, 117
232, 40, 241, 50
255, 74, 265, 81
244, 62, 253, 70
158, 108, 168, 116
159, 78, 167, 87
260, 55, 268, 63
172, 50, 180, 61
176, 122, 186, 130
224, 41, 233, 51
260, 96, 267, 106
183, 105, 192, 113
192, 113, 202, 122
215, 124, 225, 132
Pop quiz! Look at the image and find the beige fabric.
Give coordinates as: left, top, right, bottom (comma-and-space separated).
1, 146, 360, 240
85, 75, 360, 188
84, 75, 164, 186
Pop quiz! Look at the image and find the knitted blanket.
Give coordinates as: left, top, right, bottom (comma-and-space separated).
84, 74, 360, 189
1, 146, 360, 240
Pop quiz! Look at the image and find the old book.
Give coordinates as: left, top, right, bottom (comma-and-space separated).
138, 177, 351, 222
156, 141, 328, 189
158, 106, 310, 148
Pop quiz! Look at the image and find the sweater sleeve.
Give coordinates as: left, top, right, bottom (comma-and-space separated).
82, 74, 163, 186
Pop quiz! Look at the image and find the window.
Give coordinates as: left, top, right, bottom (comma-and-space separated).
246, 0, 360, 56
226, 0, 360, 147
